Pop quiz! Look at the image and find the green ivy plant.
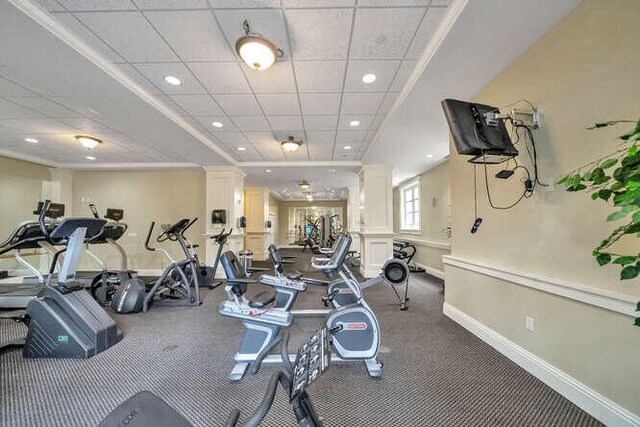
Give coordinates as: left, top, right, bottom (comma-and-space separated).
556, 119, 640, 326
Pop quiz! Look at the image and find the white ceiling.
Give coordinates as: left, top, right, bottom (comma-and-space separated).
0, 0, 581, 195
30, 0, 452, 163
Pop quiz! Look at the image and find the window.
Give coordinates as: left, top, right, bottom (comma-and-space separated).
400, 181, 420, 231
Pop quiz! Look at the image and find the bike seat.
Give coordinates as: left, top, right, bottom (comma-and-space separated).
287, 271, 303, 280
248, 290, 276, 308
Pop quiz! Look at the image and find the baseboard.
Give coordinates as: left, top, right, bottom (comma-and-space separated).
414, 262, 445, 280
443, 303, 640, 427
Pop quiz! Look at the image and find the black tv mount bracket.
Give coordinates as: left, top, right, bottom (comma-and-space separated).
484, 108, 540, 129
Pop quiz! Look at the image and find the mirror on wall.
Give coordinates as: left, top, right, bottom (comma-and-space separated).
287, 206, 343, 247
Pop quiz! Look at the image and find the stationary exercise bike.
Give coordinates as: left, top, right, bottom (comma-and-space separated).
219, 234, 383, 381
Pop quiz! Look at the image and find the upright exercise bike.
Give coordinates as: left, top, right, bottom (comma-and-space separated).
218, 234, 383, 381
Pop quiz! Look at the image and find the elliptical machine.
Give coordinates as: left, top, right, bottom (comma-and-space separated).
219, 234, 383, 381
1, 200, 122, 358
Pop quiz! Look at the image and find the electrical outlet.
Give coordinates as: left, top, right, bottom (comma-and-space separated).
525, 316, 535, 332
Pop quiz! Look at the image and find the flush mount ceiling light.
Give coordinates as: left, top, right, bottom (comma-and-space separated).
349, 120, 360, 127
212, 121, 224, 128
164, 75, 182, 86
75, 135, 102, 150
24, 137, 38, 143
362, 73, 377, 84
236, 20, 283, 71
281, 135, 303, 152
299, 180, 310, 190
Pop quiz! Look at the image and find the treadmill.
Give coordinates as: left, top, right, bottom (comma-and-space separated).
0, 202, 66, 308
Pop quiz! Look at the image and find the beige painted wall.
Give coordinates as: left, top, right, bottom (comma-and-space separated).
393, 161, 451, 273
275, 200, 347, 246
73, 169, 205, 271
0, 156, 52, 271
447, 0, 640, 416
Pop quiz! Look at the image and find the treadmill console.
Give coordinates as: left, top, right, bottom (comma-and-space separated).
290, 327, 331, 402
33, 201, 65, 219
105, 208, 124, 222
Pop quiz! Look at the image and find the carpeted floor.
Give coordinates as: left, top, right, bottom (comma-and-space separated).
0, 249, 601, 426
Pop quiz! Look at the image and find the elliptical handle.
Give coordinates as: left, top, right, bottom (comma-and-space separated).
145, 222, 157, 251
243, 370, 291, 427
224, 409, 241, 427
88, 203, 100, 219
38, 200, 51, 240
180, 217, 198, 239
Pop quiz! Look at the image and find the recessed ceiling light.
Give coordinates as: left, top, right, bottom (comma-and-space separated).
343, 145, 352, 150
265, 169, 272, 173
236, 20, 282, 71
426, 154, 434, 158
281, 136, 303, 152
75, 135, 102, 150
362, 73, 377, 84
237, 146, 246, 151
24, 137, 38, 143
349, 120, 360, 127
329, 169, 336, 174
212, 121, 224, 128
86, 156, 96, 160
164, 75, 182, 86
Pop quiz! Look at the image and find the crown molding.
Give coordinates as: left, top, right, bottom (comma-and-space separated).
239, 161, 361, 168
0, 148, 61, 168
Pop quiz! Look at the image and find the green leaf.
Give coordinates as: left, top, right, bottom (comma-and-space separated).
598, 189, 612, 201
636, 301, 640, 311
629, 144, 638, 156
633, 210, 640, 223
607, 205, 636, 221
613, 256, 636, 266
620, 265, 639, 280
634, 317, 640, 327
600, 158, 618, 169
596, 253, 612, 266
556, 175, 569, 185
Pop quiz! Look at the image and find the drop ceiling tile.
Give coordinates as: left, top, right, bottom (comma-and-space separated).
235, 145, 262, 161
1, 118, 80, 134
231, 115, 271, 131
193, 116, 239, 132
0, 77, 35, 97
187, 62, 252, 94
169, 94, 224, 115
389, 60, 417, 92
244, 132, 277, 145
283, 0, 355, 6
337, 115, 374, 130
215, 9, 289, 60
305, 131, 334, 146
294, 61, 346, 93
299, 93, 341, 115
357, 0, 430, 5
308, 144, 333, 160
37, 0, 65, 12
431, 0, 451, 6
244, 61, 296, 93
285, 9, 353, 60
0, 99, 45, 119
52, 13, 125, 63
215, 131, 248, 146
133, 0, 208, 9
145, 10, 235, 62
75, 12, 178, 63
9, 97, 84, 118
134, 63, 206, 94
57, 0, 136, 11
378, 92, 399, 116
370, 114, 384, 130
215, 94, 263, 116
340, 92, 384, 115
284, 147, 309, 161
116, 63, 163, 94
350, 7, 424, 59
344, 60, 400, 92
303, 115, 337, 131
336, 130, 366, 144
58, 117, 118, 134
257, 94, 300, 116
208, 0, 280, 8
405, 7, 448, 59
267, 115, 303, 132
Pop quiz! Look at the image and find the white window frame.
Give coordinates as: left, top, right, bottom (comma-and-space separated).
400, 180, 421, 232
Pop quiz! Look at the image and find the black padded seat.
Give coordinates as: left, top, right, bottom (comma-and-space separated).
220, 251, 276, 307
287, 272, 303, 280
248, 290, 276, 308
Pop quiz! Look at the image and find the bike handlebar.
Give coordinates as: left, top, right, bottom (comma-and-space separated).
145, 222, 157, 251
88, 203, 100, 219
38, 200, 51, 240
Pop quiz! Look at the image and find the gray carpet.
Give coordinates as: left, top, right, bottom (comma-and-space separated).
1, 249, 601, 426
